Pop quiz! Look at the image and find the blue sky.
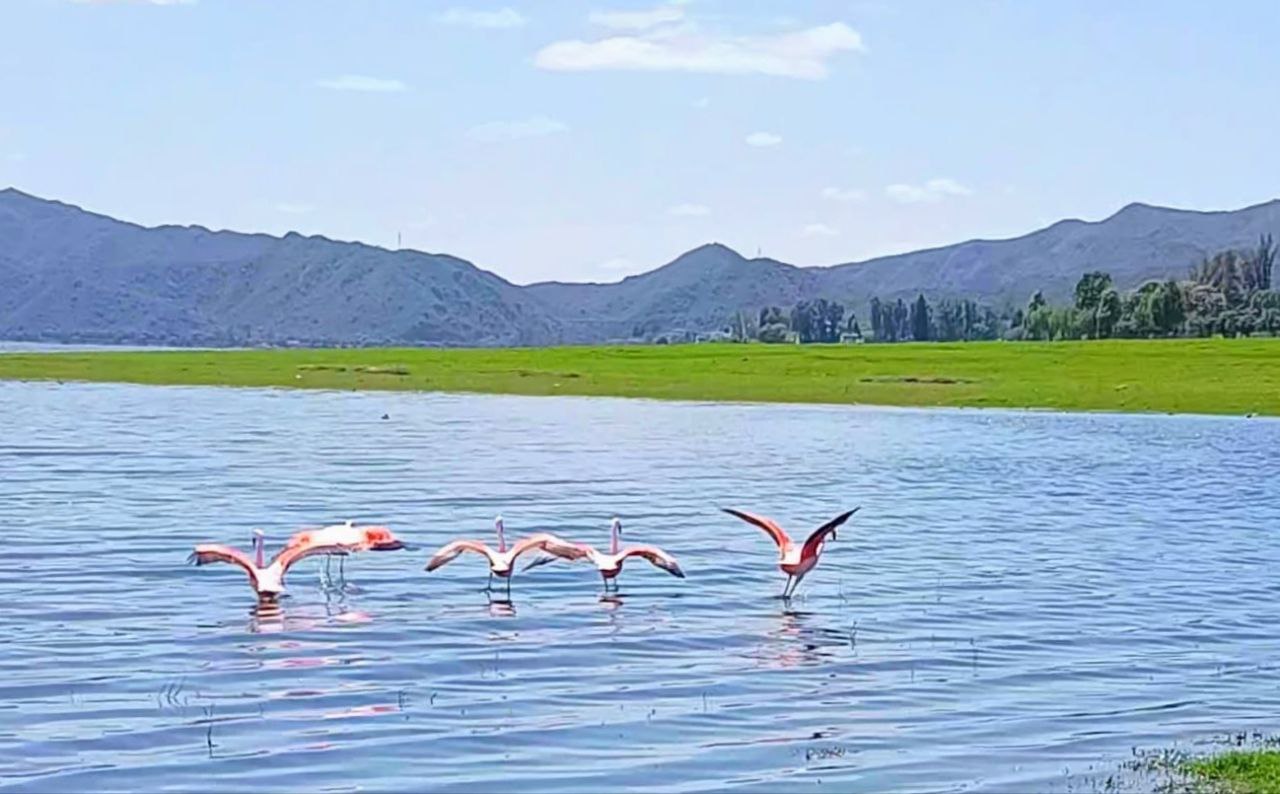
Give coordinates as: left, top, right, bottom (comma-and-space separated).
1, 1, 1278, 284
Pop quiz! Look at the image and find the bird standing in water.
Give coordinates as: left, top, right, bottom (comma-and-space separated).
721, 507, 859, 598
188, 528, 391, 603
286, 520, 407, 588
424, 516, 587, 598
526, 517, 684, 592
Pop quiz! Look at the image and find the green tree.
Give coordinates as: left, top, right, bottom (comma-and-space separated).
1074, 272, 1113, 313
1095, 288, 1122, 338
910, 294, 931, 341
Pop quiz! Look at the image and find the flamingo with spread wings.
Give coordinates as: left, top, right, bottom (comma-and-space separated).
424, 516, 587, 597
285, 520, 407, 586
721, 507, 860, 598
526, 517, 684, 592
187, 528, 379, 603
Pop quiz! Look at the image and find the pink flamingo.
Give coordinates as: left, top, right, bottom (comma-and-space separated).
722, 507, 860, 598
526, 517, 684, 592
286, 520, 408, 585
187, 527, 399, 603
424, 515, 587, 597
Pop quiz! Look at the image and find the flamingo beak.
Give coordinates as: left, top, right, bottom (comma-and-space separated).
375, 539, 407, 551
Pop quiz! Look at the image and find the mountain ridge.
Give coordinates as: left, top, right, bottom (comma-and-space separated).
2, 187, 1277, 346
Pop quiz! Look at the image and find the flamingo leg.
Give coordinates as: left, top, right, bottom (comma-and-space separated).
485, 572, 493, 592
781, 575, 794, 599
505, 576, 512, 599
339, 555, 346, 585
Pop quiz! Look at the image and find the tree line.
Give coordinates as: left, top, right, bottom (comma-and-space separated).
731, 235, 1277, 343
1015, 234, 1278, 340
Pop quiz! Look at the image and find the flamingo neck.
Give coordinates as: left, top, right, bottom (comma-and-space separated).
496, 523, 507, 553
610, 525, 619, 555
254, 536, 264, 568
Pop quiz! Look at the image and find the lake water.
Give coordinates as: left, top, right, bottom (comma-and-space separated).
2, 381, 1278, 792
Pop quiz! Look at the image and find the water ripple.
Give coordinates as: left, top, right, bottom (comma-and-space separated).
1, 382, 1278, 792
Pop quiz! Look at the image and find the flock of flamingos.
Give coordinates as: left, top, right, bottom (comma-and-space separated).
189, 507, 861, 604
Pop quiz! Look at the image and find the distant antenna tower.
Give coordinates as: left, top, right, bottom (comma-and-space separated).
756, 246, 762, 257
397, 231, 402, 249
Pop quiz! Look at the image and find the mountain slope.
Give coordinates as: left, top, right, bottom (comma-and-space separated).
0, 189, 559, 346
530, 200, 1280, 338
1, 188, 1277, 346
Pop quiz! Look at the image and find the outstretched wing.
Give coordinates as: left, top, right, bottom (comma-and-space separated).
800, 507, 860, 561
272, 539, 350, 572
424, 540, 496, 572
621, 545, 685, 578
188, 544, 259, 588
510, 533, 590, 563
722, 508, 791, 550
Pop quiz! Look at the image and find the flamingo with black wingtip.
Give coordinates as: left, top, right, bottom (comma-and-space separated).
721, 507, 860, 598
188, 526, 403, 603
424, 515, 587, 597
525, 517, 684, 592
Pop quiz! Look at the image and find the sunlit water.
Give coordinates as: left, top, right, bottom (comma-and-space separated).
2, 381, 1278, 792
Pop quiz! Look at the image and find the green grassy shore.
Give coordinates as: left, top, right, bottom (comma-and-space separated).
1, 338, 1277, 416
1186, 750, 1280, 793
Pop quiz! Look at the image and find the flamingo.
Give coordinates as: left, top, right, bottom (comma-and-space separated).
721, 507, 860, 598
526, 517, 684, 592
187, 528, 379, 603
423, 515, 587, 597
286, 520, 407, 586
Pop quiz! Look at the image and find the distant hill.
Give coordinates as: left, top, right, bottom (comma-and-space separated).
530, 201, 1280, 342
0, 189, 559, 346
1, 187, 1277, 346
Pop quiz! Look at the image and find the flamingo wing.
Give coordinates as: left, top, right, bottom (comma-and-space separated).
620, 545, 686, 578
721, 508, 792, 550
272, 539, 352, 572
424, 539, 496, 572
188, 544, 259, 587
800, 507, 860, 560
511, 533, 590, 562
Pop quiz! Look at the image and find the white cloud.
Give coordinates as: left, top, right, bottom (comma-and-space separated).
535, 21, 863, 80
275, 203, 315, 215
821, 186, 866, 202
469, 116, 568, 141
589, 4, 685, 31
668, 203, 710, 216
885, 178, 972, 204
802, 223, 839, 237
598, 257, 636, 271
316, 75, 408, 93
438, 7, 526, 29
745, 131, 782, 147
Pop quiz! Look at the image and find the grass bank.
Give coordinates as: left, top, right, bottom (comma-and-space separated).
0, 338, 1277, 416
1186, 750, 1280, 793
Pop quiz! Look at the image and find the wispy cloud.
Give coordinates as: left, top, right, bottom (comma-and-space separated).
469, 116, 568, 141
692, 96, 710, 109
745, 131, 782, 147
536, 20, 864, 80
821, 186, 866, 202
438, 7, 526, 29
275, 202, 315, 215
589, 4, 685, 31
316, 75, 408, 93
668, 203, 710, 216
885, 178, 972, 204
802, 222, 839, 237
